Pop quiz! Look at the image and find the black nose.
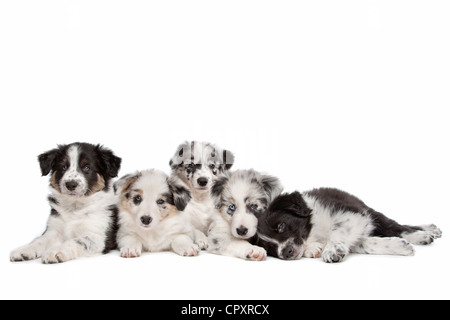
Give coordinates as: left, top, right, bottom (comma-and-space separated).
282, 246, 295, 259
140, 216, 153, 226
65, 181, 78, 191
236, 226, 248, 236
197, 177, 208, 187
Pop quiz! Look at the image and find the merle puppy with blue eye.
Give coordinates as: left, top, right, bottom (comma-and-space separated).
207, 169, 283, 261
10, 142, 122, 264
256, 188, 442, 263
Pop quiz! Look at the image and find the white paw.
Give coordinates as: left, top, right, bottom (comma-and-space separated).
173, 244, 200, 257
245, 246, 267, 261
120, 247, 142, 258
303, 242, 323, 258
10, 245, 41, 262
42, 250, 69, 264
195, 232, 209, 250
403, 231, 437, 245
322, 243, 348, 263
419, 224, 442, 239
390, 238, 415, 256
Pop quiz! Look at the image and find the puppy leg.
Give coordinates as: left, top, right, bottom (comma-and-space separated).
193, 229, 209, 250
354, 237, 415, 256
119, 235, 143, 258
42, 235, 104, 264
322, 213, 372, 263
172, 235, 200, 257
10, 231, 60, 262
223, 240, 267, 261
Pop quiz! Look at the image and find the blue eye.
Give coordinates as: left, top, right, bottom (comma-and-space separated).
229, 204, 236, 211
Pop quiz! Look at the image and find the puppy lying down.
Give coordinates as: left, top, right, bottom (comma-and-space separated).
256, 188, 442, 263
115, 169, 207, 258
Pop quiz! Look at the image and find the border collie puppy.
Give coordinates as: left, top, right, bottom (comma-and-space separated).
169, 141, 235, 237
208, 169, 283, 261
256, 188, 442, 263
10, 143, 122, 264
115, 169, 205, 257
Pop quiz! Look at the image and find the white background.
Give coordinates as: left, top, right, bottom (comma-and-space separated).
1, 0, 449, 300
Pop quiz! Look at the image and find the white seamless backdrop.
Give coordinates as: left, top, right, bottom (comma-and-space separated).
1, 1, 449, 300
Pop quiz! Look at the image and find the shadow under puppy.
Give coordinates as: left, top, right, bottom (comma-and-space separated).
115, 169, 207, 258
10, 142, 122, 264
256, 188, 443, 263
208, 169, 283, 261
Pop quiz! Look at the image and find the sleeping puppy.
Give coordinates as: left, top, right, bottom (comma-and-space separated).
115, 169, 205, 257
207, 169, 283, 261
256, 188, 443, 263
10, 142, 122, 264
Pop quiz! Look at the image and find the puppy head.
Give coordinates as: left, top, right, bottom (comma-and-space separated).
211, 169, 283, 240
169, 141, 235, 193
256, 192, 312, 260
115, 170, 191, 230
38, 143, 122, 197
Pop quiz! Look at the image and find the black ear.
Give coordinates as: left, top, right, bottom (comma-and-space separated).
260, 174, 283, 203
38, 147, 60, 176
222, 150, 235, 170
211, 175, 229, 208
168, 176, 192, 211
169, 141, 189, 169
96, 145, 122, 178
284, 191, 312, 218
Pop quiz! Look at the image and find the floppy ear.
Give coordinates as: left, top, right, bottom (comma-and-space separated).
222, 149, 235, 170
211, 175, 229, 209
95, 145, 122, 178
168, 176, 192, 211
38, 147, 61, 176
285, 191, 312, 218
260, 174, 283, 203
169, 141, 190, 169
114, 172, 141, 196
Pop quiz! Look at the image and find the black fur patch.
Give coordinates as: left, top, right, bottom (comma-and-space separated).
169, 184, 192, 211
211, 176, 229, 208
103, 205, 119, 254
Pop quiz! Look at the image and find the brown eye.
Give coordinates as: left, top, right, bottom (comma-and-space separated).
156, 199, 165, 205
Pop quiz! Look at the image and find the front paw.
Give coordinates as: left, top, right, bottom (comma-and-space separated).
322, 243, 348, 263
120, 247, 142, 258
245, 246, 267, 261
173, 244, 200, 257
195, 233, 209, 251
304, 242, 323, 258
42, 250, 68, 264
10, 245, 41, 262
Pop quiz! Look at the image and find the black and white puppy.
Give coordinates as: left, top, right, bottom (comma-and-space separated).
114, 169, 206, 258
169, 141, 235, 236
10, 142, 122, 264
208, 169, 283, 261
256, 188, 442, 263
